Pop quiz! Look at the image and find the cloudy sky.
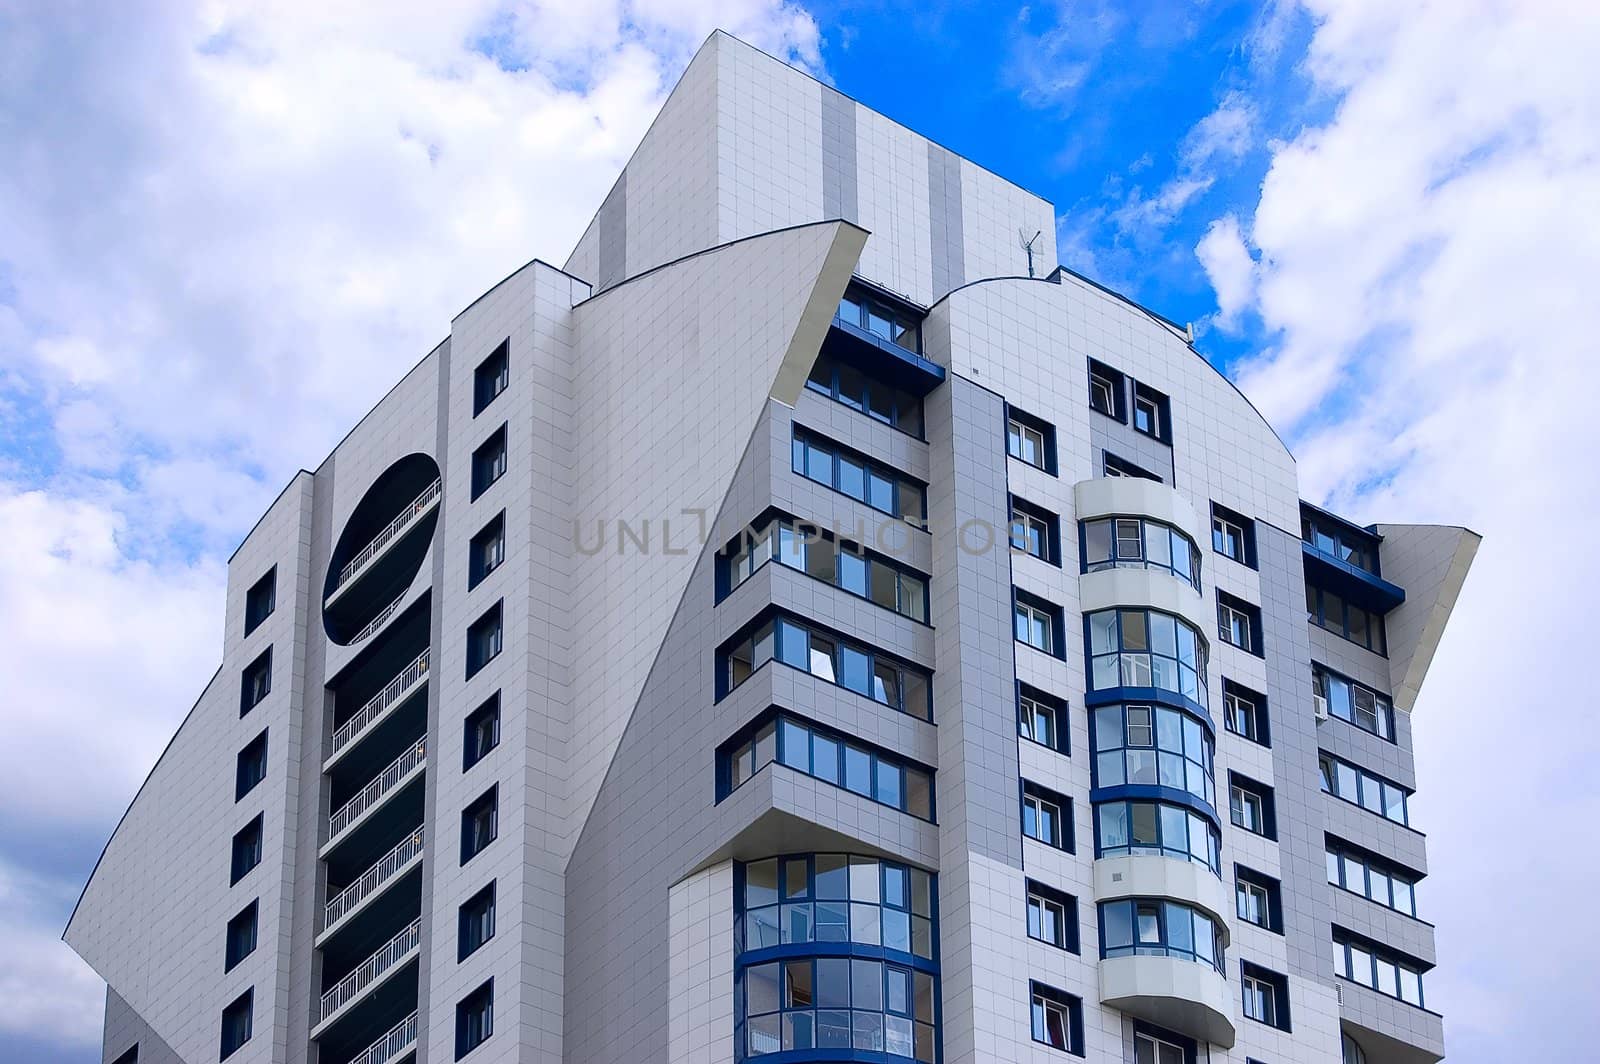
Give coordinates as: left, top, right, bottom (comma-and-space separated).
1, 0, 1596, 1060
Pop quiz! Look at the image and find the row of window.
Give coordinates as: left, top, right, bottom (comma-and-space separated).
721, 515, 929, 623
1091, 703, 1215, 804
837, 289, 922, 356
1327, 844, 1419, 917
1307, 584, 1387, 654
793, 430, 926, 522
721, 712, 934, 821
1087, 607, 1209, 706
806, 351, 926, 437
1094, 799, 1222, 874
1302, 507, 1379, 575
1320, 752, 1411, 825
1315, 665, 1393, 740
741, 956, 935, 1060
1333, 933, 1427, 1008
1082, 516, 1201, 591
739, 854, 935, 960
723, 614, 932, 721
1098, 897, 1224, 973
1088, 359, 1172, 445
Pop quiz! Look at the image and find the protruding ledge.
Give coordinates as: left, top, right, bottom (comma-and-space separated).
1075, 477, 1204, 547
1093, 854, 1231, 936
1079, 567, 1212, 639
1099, 954, 1236, 1048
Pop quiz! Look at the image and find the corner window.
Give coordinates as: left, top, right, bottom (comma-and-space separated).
1026, 880, 1078, 952
1327, 841, 1419, 918
1133, 382, 1171, 443
1103, 452, 1161, 481
1241, 963, 1291, 1030
792, 430, 927, 521
458, 882, 496, 961
1229, 774, 1275, 839
1099, 898, 1223, 972
473, 339, 509, 416
1030, 982, 1084, 1055
1019, 685, 1068, 754
470, 425, 508, 500
235, 730, 268, 801
1013, 591, 1063, 657
243, 568, 275, 636
460, 786, 498, 865
805, 351, 925, 437
455, 979, 494, 1059
720, 613, 932, 720
837, 286, 923, 355
1087, 358, 1126, 422
737, 852, 936, 960
1319, 752, 1409, 825
1210, 503, 1256, 568
230, 815, 263, 885
224, 900, 258, 972
1235, 866, 1282, 933
463, 694, 500, 771
1314, 666, 1393, 740
240, 648, 272, 716
1217, 592, 1263, 655
466, 601, 503, 679
1091, 703, 1214, 804
1094, 799, 1221, 875
1302, 505, 1380, 575
1022, 781, 1072, 851
720, 515, 928, 623
1307, 585, 1387, 654
1006, 407, 1057, 474
1010, 496, 1060, 565
1333, 932, 1426, 1007
720, 711, 934, 821
1081, 516, 1201, 591
1222, 680, 1269, 746
468, 512, 506, 590
219, 989, 253, 1060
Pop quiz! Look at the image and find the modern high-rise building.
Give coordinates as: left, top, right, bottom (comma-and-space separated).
64, 30, 1479, 1064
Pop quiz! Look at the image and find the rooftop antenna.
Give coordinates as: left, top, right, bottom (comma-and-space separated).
1020, 229, 1042, 278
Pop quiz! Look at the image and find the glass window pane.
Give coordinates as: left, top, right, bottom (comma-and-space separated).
1089, 610, 1118, 654
882, 908, 911, 953
746, 860, 779, 907
850, 857, 881, 902
844, 746, 872, 796
815, 854, 849, 899
1102, 899, 1133, 949
839, 550, 868, 596
905, 769, 932, 819
840, 646, 872, 696
817, 1010, 851, 1049
812, 734, 840, 784
786, 960, 814, 1007
1084, 520, 1112, 565
816, 958, 851, 1007
850, 903, 881, 945
747, 962, 780, 1014
780, 720, 809, 771
839, 456, 866, 500
875, 760, 903, 808
1098, 803, 1129, 850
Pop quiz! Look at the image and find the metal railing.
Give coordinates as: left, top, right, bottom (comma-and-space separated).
319, 917, 421, 1022
323, 828, 425, 931
351, 593, 407, 644
346, 1011, 418, 1064
327, 738, 426, 842
329, 479, 442, 596
329, 650, 430, 761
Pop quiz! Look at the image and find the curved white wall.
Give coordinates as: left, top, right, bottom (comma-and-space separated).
1079, 567, 1213, 640
1099, 954, 1237, 1048
1074, 476, 1204, 547
1092, 854, 1232, 935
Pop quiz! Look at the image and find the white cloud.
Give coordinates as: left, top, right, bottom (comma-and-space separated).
1195, 214, 1255, 330
1209, 1, 1600, 1057
0, 858, 104, 1049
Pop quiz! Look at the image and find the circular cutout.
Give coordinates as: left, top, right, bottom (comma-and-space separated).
323, 452, 442, 644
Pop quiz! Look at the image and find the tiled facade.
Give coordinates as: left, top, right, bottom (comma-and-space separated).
66, 30, 1477, 1064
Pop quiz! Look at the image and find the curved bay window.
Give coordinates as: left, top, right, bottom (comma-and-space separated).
1081, 517, 1201, 592
1095, 798, 1221, 875
737, 854, 938, 1062
1087, 608, 1208, 706
1099, 898, 1225, 973
1092, 703, 1214, 803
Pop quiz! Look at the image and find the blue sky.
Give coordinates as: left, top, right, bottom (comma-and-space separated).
2, 2, 1598, 1062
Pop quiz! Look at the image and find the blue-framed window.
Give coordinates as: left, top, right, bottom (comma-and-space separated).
1332, 930, 1426, 1008
1319, 752, 1410, 826
1081, 516, 1201, 591
736, 853, 938, 1062
793, 429, 927, 522
473, 339, 509, 416
457, 881, 495, 961
1307, 584, 1387, 654
1099, 898, 1224, 973
1135, 1025, 1195, 1064
838, 288, 923, 355
219, 989, 253, 1060
240, 647, 272, 716
1094, 799, 1221, 875
1241, 962, 1291, 1030
235, 730, 268, 801
1018, 684, 1069, 755
806, 351, 925, 437
1210, 502, 1257, 569
1091, 703, 1214, 804
1022, 780, 1074, 852
1222, 679, 1270, 747
1088, 359, 1127, 422
1006, 406, 1058, 474
719, 710, 934, 821
1103, 451, 1162, 481
1133, 381, 1172, 444
1235, 865, 1283, 933
470, 424, 507, 500
1014, 589, 1066, 658
720, 513, 929, 624
455, 979, 494, 1059
1228, 772, 1276, 839
1314, 665, 1393, 740
1217, 591, 1264, 656
1302, 507, 1380, 575
719, 612, 932, 721
1086, 608, 1209, 706
1010, 495, 1061, 565
1326, 840, 1419, 918
1025, 879, 1079, 953
1030, 981, 1084, 1055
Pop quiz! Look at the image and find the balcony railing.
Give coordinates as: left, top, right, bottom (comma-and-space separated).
347, 1011, 418, 1064
328, 650, 430, 763
319, 917, 421, 1022
323, 828, 425, 932
327, 738, 426, 843
328, 479, 442, 601
351, 593, 407, 645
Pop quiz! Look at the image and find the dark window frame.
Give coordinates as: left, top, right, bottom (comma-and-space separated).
219, 988, 253, 1060
805, 349, 927, 438
224, 900, 259, 972
1210, 502, 1257, 568
1018, 683, 1069, 755
235, 730, 268, 801
1025, 878, 1080, 953
458, 881, 497, 961
230, 815, 263, 885
1217, 591, 1265, 657
468, 511, 507, 590
1132, 381, 1172, 443
473, 339, 510, 416
243, 567, 276, 636
1240, 961, 1292, 1031
1009, 494, 1062, 566
463, 693, 501, 771
460, 786, 499, 865
1029, 980, 1085, 1055
1013, 587, 1066, 659
1307, 584, 1388, 655
1234, 865, 1284, 934
1103, 451, 1162, 481
240, 647, 272, 716
465, 600, 504, 679
1021, 780, 1074, 853
1228, 772, 1277, 840
455, 979, 494, 1059
1319, 752, 1411, 826
1087, 358, 1127, 423
470, 424, 508, 500
1006, 405, 1059, 475
1221, 679, 1270, 747
792, 428, 928, 522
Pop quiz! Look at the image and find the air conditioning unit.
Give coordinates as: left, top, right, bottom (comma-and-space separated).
1313, 694, 1329, 722
1335, 983, 1344, 1007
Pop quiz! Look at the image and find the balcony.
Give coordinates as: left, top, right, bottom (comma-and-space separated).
324, 738, 426, 852
327, 650, 429, 768
346, 1011, 418, 1064
351, 593, 407, 645
321, 828, 425, 940
315, 917, 421, 1030
1099, 953, 1236, 1047
326, 479, 441, 608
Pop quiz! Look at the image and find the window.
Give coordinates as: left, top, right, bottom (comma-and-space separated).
235, 731, 268, 801
1029, 982, 1083, 1055
465, 601, 503, 679
1307, 585, 1388, 654
230, 816, 263, 885
1135, 1030, 1189, 1064
1018, 685, 1068, 754
473, 339, 509, 415
1210, 503, 1256, 567
468, 512, 506, 589
1302, 506, 1380, 575
110, 1048, 138, 1064
837, 286, 922, 354
1343, 1033, 1370, 1064
1009, 496, 1060, 564
243, 568, 275, 636
720, 711, 934, 821
1326, 841, 1419, 917
1217, 592, 1262, 655
1088, 359, 1126, 421
1103, 452, 1161, 481
1013, 592, 1062, 657
1086, 607, 1209, 705
1314, 666, 1393, 740
1229, 774, 1275, 838
740, 953, 936, 1058
1022, 781, 1072, 851
1333, 931, 1426, 1008
460, 786, 498, 864
1235, 867, 1282, 933
1133, 382, 1171, 443
1026, 880, 1078, 952
721, 515, 928, 623
720, 613, 932, 721
1091, 703, 1214, 804
1081, 516, 1201, 591
223, 900, 258, 972
455, 979, 494, 1059
219, 989, 253, 1060
1241, 964, 1290, 1029
792, 430, 927, 521
1222, 680, 1269, 746
1006, 407, 1056, 473
1099, 898, 1224, 972
1319, 753, 1410, 825
805, 351, 926, 437
738, 852, 936, 961
470, 425, 507, 500
458, 882, 496, 960
1095, 799, 1222, 874
240, 648, 271, 716
463, 694, 500, 770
